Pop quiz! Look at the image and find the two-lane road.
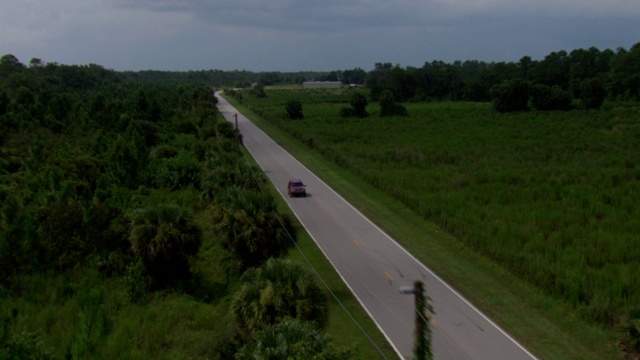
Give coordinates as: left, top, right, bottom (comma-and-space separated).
216, 92, 537, 360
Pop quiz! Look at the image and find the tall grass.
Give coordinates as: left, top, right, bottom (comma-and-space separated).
238, 89, 640, 327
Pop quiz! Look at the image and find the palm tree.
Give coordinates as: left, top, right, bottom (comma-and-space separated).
231, 258, 328, 335
235, 318, 352, 360
200, 152, 263, 207
211, 187, 294, 270
129, 204, 202, 287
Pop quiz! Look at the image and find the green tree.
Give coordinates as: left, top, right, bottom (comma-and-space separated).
349, 92, 368, 118
212, 187, 294, 270
608, 43, 640, 100
200, 153, 263, 207
489, 80, 530, 113
580, 78, 607, 109
0, 54, 25, 77
231, 258, 329, 334
285, 99, 304, 119
0, 194, 37, 285
38, 200, 89, 271
0, 91, 9, 115
129, 204, 202, 287
530, 84, 572, 111
379, 90, 408, 117
251, 83, 267, 98
235, 318, 352, 360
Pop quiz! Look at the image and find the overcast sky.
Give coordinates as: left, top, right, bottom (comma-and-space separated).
1, 0, 639, 72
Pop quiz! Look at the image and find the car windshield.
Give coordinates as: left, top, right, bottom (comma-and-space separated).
291, 181, 303, 187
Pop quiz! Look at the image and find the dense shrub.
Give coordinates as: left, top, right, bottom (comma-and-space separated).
530, 84, 572, 111
349, 92, 369, 118
284, 99, 303, 119
580, 78, 607, 109
154, 150, 202, 190
379, 90, 408, 117
129, 204, 202, 288
490, 80, 530, 112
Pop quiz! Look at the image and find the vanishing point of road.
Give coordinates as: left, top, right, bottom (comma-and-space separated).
216, 92, 538, 360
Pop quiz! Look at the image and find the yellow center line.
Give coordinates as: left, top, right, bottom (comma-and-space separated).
334, 219, 340, 226
384, 271, 394, 282
353, 239, 361, 247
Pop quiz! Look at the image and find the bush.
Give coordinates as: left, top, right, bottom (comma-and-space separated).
338, 107, 355, 118
155, 150, 202, 190
531, 84, 572, 111
490, 80, 530, 112
580, 78, 607, 109
129, 204, 202, 288
284, 100, 303, 119
350, 92, 369, 118
379, 90, 408, 117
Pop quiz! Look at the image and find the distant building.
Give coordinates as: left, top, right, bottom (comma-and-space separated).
302, 81, 342, 89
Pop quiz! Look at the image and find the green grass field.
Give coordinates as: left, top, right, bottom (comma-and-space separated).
223, 88, 640, 359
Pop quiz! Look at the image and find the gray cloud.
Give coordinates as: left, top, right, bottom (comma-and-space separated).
1, 0, 638, 71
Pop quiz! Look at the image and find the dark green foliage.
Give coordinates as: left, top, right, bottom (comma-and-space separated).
608, 43, 640, 100
72, 279, 111, 358
340, 67, 366, 85
580, 78, 607, 109
284, 99, 304, 119
349, 92, 368, 118
0, 195, 37, 286
339, 107, 355, 118
216, 120, 237, 140
129, 120, 161, 147
231, 259, 328, 334
490, 80, 530, 112
225, 89, 243, 101
0, 320, 58, 360
38, 200, 90, 271
212, 187, 295, 271
1, 58, 308, 358
350, 92, 368, 117
153, 150, 202, 190
530, 84, 572, 111
0, 91, 9, 116
235, 318, 352, 360
129, 204, 203, 288
251, 83, 266, 98
379, 90, 408, 117
199, 153, 264, 207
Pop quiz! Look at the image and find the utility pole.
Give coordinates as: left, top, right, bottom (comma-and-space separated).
400, 280, 435, 360
234, 113, 239, 148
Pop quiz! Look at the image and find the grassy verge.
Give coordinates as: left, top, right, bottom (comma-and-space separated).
222, 94, 620, 359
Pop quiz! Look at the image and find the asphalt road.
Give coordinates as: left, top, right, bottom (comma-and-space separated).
216, 92, 538, 360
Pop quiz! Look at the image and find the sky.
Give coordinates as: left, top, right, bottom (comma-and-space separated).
1, 0, 639, 72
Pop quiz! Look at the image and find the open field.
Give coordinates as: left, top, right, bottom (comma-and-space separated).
223, 88, 640, 359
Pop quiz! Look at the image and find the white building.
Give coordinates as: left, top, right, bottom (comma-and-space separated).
302, 81, 342, 89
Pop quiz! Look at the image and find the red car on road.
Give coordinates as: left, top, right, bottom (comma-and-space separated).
287, 179, 306, 197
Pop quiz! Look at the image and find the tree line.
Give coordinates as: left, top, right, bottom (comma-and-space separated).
364, 43, 640, 108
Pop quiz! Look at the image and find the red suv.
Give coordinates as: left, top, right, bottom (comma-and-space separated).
287, 179, 306, 197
